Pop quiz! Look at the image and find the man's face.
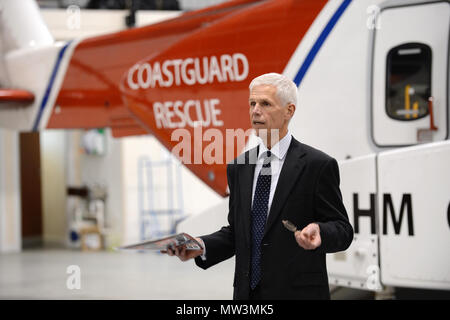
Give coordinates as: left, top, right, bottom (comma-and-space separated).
249, 84, 294, 142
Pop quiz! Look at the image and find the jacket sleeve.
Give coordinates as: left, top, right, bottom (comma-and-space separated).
314, 157, 354, 253
195, 163, 236, 269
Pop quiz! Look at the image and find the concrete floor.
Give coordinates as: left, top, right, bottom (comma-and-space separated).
0, 248, 375, 300
0, 248, 234, 300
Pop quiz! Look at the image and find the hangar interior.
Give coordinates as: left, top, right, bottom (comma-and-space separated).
4, 0, 445, 301
0, 0, 234, 299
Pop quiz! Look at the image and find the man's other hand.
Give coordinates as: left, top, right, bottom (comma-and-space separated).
161, 237, 204, 261
295, 223, 321, 250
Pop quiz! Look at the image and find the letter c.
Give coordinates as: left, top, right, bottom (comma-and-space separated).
127, 64, 140, 90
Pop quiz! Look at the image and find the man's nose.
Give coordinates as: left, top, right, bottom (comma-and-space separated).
252, 104, 262, 115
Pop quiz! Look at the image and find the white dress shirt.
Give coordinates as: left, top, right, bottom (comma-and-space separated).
251, 131, 292, 217
199, 131, 292, 260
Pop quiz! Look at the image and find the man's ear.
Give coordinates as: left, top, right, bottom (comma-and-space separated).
286, 103, 296, 119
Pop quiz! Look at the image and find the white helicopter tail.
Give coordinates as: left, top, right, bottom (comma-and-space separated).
0, 0, 70, 131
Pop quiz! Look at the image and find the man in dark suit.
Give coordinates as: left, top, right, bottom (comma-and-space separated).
164, 73, 353, 300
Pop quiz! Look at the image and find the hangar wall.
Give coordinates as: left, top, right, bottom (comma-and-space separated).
0, 7, 223, 253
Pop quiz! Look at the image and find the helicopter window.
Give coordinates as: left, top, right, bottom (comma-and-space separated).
386, 43, 431, 121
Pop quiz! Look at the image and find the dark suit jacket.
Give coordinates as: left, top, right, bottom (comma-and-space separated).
195, 137, 353, 300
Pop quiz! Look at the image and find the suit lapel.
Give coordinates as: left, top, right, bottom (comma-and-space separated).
239, 147, 258, 246
264, 138, 306, 237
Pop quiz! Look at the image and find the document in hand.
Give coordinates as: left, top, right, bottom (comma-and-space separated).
116, 233, 203, 251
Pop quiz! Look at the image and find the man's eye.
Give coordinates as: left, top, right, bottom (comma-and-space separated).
250, 101, 256, 106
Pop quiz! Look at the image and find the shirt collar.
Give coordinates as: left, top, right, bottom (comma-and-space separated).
258, 131, 292, 161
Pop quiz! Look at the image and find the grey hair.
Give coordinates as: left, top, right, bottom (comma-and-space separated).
249, 73, 298, 107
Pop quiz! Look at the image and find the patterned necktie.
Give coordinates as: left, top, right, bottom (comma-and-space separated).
250, 150, 272, 290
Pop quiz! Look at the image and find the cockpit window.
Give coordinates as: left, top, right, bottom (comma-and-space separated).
386, 43, 431, 121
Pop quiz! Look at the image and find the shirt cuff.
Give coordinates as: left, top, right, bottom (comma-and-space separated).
197, 238, 207, 261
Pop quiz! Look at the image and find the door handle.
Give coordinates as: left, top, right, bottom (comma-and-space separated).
428, 97, 438, 131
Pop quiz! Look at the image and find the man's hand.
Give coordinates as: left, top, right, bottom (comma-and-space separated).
161, 237, 204, 261
295, 223, 321, 250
